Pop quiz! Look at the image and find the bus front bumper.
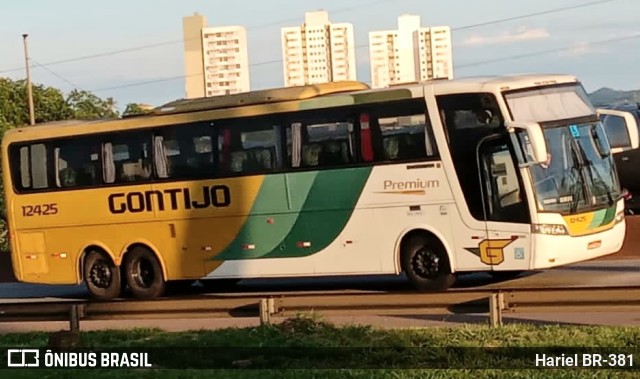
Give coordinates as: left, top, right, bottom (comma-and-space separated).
531, 218, 626, 270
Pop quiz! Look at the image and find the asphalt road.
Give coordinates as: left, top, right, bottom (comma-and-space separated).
1, 259, 639, 332
1, 258, 638, 301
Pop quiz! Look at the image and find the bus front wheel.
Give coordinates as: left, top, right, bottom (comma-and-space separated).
401, 233, 456, 291
83, 251, 122, 300
123, 247, 166, 299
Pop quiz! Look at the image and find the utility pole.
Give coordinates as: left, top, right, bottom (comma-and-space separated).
22, 33, 35, 126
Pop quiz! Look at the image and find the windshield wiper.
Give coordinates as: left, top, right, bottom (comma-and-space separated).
584, 158, 614, 206
574, 139, 615, 207
567, 144, 587, 214
568, 168, 583, 214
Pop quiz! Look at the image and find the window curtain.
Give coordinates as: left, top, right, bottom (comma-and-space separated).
102, 143, 115, 183
273, 125, 283, 169
154, 136, 169, 178
291, 123, 302, 168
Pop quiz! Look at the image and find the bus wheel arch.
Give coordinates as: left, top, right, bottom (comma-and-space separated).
80, 246, 122, 300
121, 243, 167, 299
396, 229, 456, 291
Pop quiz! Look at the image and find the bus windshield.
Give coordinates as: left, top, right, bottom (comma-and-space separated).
505, 84, 620, 214
504, 84, 594, 122
526, 122, 620, 214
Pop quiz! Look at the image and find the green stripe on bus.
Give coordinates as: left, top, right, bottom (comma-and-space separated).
262, 167, 372, 258
212, 173, 317, 260
599, 206, 616, 226
588, 209, 606, 229
588, 206, 616, 229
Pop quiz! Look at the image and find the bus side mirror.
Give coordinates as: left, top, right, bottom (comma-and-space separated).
596, 109, 640, 153
506, 121, 548, 166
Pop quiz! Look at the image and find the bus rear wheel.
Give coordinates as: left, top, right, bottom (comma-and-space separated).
123, 247, 166, 299
83, 251, 121, 300
401, 233, 456, 291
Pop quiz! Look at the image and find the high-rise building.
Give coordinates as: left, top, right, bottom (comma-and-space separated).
369, 14, 453, 89
183, 12, 207, 99
201, 26, 251, 97
182, 13, 251, 98
281, 10, 357, 87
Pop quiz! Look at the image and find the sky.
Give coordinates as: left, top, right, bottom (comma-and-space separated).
1, 0, 639, 112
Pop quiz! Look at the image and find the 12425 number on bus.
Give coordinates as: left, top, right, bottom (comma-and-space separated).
22, 204, 59, 217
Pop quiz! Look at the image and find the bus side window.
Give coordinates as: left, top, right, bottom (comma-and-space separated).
365, 100, 438, 163
288, 118, 356, 169
12, 143, 49, 191
54, 138, 101, 188
153, 123, 214, 180
222, 120, 283, 175
102, 133, 152, 184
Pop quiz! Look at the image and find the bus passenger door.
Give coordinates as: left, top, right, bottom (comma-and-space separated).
476, 135, 532, 272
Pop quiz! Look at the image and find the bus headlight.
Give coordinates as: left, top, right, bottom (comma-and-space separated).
615, 210, 625, 224
531, 224, 569, 235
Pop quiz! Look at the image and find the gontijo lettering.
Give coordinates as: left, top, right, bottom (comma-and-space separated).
108, 185, 231, 214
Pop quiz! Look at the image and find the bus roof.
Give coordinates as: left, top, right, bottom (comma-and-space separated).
1, 73, 581, 144
13, 119, 110, 128
427, 73, 580, 95
150, 80, 371, 116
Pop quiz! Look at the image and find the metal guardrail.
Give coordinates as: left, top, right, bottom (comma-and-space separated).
1, 286, 640, 331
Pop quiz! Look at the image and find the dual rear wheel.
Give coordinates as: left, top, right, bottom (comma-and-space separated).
83, 246, 165, 300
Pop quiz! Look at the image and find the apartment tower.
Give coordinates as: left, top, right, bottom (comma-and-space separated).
182, 13, 251, 98
369, 14, 453, 88
281, 10, 357, 87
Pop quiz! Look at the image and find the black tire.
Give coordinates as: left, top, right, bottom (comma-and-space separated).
123, 246, 166, 299
489, 270, 523, 280
401, 233, 456, 291
83, 251, 121, 300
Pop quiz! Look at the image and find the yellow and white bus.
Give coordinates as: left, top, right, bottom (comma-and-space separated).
2, 74, 637, 300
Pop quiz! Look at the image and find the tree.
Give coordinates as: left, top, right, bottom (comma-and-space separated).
66, 89, 120, 120
0, 78, 72, 127
123, 102, 152, 117
1, 77, 121, 130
